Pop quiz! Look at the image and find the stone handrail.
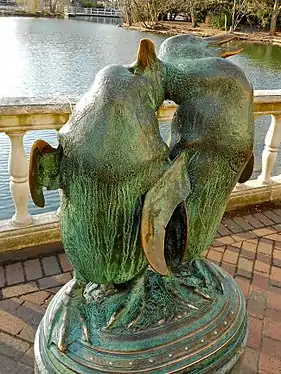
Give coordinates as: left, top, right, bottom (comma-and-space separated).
0, 90, 281, 254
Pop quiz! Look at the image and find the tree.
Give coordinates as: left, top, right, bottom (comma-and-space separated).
177, 0, 211, 27
228, 0, 254, 32
269, 0, 281, 35
118, 0, 133, 25
118, 0, 181, 29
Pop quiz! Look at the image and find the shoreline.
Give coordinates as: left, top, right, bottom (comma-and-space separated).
121, 22, 281, 46
0, 11, 62, 18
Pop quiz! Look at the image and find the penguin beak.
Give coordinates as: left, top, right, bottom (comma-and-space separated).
29, 140, 61, 208
204, 34, 243, 58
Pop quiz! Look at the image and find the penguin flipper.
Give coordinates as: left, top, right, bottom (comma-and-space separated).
238, 153, 254, 183
141, 152, 190, 276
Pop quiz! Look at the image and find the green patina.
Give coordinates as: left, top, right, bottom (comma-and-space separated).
31, 34, 253, 373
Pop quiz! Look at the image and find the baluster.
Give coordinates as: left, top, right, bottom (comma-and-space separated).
6, 131, 32, 226
258, 114, 281, 183
56, 189, 62, 217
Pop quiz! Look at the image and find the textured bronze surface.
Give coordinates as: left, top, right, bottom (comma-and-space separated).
34, 262, 247, 374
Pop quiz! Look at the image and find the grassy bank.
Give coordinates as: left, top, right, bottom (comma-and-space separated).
121, 21, 281, 46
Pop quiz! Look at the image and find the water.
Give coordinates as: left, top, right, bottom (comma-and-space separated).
0, 17, 281, 220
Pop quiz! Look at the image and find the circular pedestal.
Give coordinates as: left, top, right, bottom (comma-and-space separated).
34, 261, 248, 374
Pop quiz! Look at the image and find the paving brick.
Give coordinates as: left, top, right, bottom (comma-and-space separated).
19, 346, 34, 368
231, 231, 257, 242
237, 347, 259, 374
267, 290, 281, 311
247, 290, 267, 319
236, 257, 253, 279
41, 256, 61, 276
222, 218, 244, 233
207, 249, 223, 264
270, 266, 281, 288
253, 213, 275, 226
222, 250, 239, 265
244, 214, 264, 228
274, 240, 281, 251
233, 216, 254, 230
257, 252, 271, 264
220, 262, 235, 277
240, 247, 256, 260
38, 272, 72, 290
251, 273, 269, 292
253, 227, 277, 237
217, 223, 231, 236
231, 241, 243, 248
0, 353, 33, 373
210, 245, 226, 253
248, 316, 263, 349
0, 297, 23, 313
48, 286, 63, 294
5, 262, 24, 285
259, 337, 281, 373
226, 244, 240, 253
20, 290, 51, 305
0, 309, 26, 334
0, 331, 29, 359
19, 323, 37, 343
272, 209, 281, 218
212, 236, 235, 246
2, 282, 38, 299
24, 259, 42, 281
59, 253, 73, 272
272, 223, 281, 231
273, 250, 281, 267
257, 238, 273, 256
264, 309, 281, 342
265, 233, 281, 242
241, 239, 258, 252
263, 210, 281, 224
234, 276, 250, 298
254, 259, 270, 274
16, 301, 46, 325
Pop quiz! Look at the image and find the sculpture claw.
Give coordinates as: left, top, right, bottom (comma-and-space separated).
192, 259, 224, 294
105, 304, 125, 329
57, 313, 89, 353
57, 310, 68, 353
47, 279, 87, 352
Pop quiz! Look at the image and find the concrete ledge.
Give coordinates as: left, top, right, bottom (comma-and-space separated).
228, 176, 281, 211
0, 212, 60, 253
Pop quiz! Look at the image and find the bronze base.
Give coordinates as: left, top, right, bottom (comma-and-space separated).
34, 263, 248, 373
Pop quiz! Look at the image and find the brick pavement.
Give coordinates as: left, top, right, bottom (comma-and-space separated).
0, 207, 281, 373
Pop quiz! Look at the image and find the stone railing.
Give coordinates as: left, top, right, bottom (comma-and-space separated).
67, 6, 121, 17
0, 91, 281, 255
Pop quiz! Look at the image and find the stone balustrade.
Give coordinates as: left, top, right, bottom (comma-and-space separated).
0, 91, 281, 255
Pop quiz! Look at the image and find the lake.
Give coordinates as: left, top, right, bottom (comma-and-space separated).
0, 16, 281, 220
